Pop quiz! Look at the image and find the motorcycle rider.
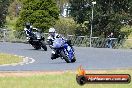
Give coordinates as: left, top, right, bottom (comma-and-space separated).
47, 28, 61, 45
47, 28, 62, 59
24, 23, 40, 41
24, 23, 33, 38
47, 27, 73, 60
24, 23, 47, 50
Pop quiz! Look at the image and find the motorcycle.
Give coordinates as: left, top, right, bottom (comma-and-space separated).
51, 38, 76, 63
27, 28, 47, 51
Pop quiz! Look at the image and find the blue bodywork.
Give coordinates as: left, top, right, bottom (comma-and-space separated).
63, 43, 74, 61
52, 38, 75, 62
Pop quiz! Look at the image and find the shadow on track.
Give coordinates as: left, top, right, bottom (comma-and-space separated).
49, 61, 80, 64
23, 48, 47, 51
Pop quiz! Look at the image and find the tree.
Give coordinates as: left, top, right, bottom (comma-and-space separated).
0, 0, 11, 27
8, 0, 21, 20
94, 0, 132, 37
69, 0, 132, 37
55, 0, 69, 16
54, 17, 77, 35
16, 0, 59, 31
7, 0, 20, 19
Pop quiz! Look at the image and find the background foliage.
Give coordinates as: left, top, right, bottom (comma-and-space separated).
15, 0, 59, 32
69, 0, 132, 37
0, 0, 11, 28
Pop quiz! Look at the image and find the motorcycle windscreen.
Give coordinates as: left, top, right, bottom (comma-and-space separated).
53, 38, 65, 48
33, 32, 41, 39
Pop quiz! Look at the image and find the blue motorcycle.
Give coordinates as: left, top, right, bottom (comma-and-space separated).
51, 38, 76, 63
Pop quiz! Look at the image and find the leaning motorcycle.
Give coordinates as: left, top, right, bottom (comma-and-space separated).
51, 38, 76, 63
27, 28, 47, 51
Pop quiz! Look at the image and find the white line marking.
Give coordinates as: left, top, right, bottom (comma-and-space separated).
0, 55, 35, 67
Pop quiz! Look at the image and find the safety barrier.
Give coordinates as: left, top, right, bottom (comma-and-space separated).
66, 35, 125, 48
0, 29, 126, 48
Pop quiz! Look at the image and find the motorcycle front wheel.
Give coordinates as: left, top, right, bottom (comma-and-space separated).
71, 56, 76, 63
60, 51, 70, 63
41, 42, 47, 51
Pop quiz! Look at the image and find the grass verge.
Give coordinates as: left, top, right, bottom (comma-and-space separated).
0, 70, 131, 88
0, 53, 23, 65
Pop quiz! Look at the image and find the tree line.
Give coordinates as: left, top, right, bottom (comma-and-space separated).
69, 0, 132, 37
0, 0, 132, 38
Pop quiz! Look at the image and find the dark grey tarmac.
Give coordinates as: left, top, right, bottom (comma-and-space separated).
0, 42, 132, 71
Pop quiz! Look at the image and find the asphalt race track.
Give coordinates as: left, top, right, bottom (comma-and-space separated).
0, 42, 132, 71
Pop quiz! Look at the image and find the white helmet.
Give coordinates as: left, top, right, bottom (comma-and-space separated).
49, 28, 56, 33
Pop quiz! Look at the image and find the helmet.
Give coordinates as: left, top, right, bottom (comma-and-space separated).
49, 28, 56, 33
25, 23, 30, 29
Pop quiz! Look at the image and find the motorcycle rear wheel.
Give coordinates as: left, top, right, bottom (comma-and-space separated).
33, 45, 41, 50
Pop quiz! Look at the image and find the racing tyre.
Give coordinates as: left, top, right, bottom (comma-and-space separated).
60, 51, 70, 63
34, 45, 41, 50
41, 42, 47, 51
71, 56, 76, 63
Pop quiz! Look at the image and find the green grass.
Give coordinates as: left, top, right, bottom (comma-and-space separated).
0, 70, 131, 88
0, 53, 23, 65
